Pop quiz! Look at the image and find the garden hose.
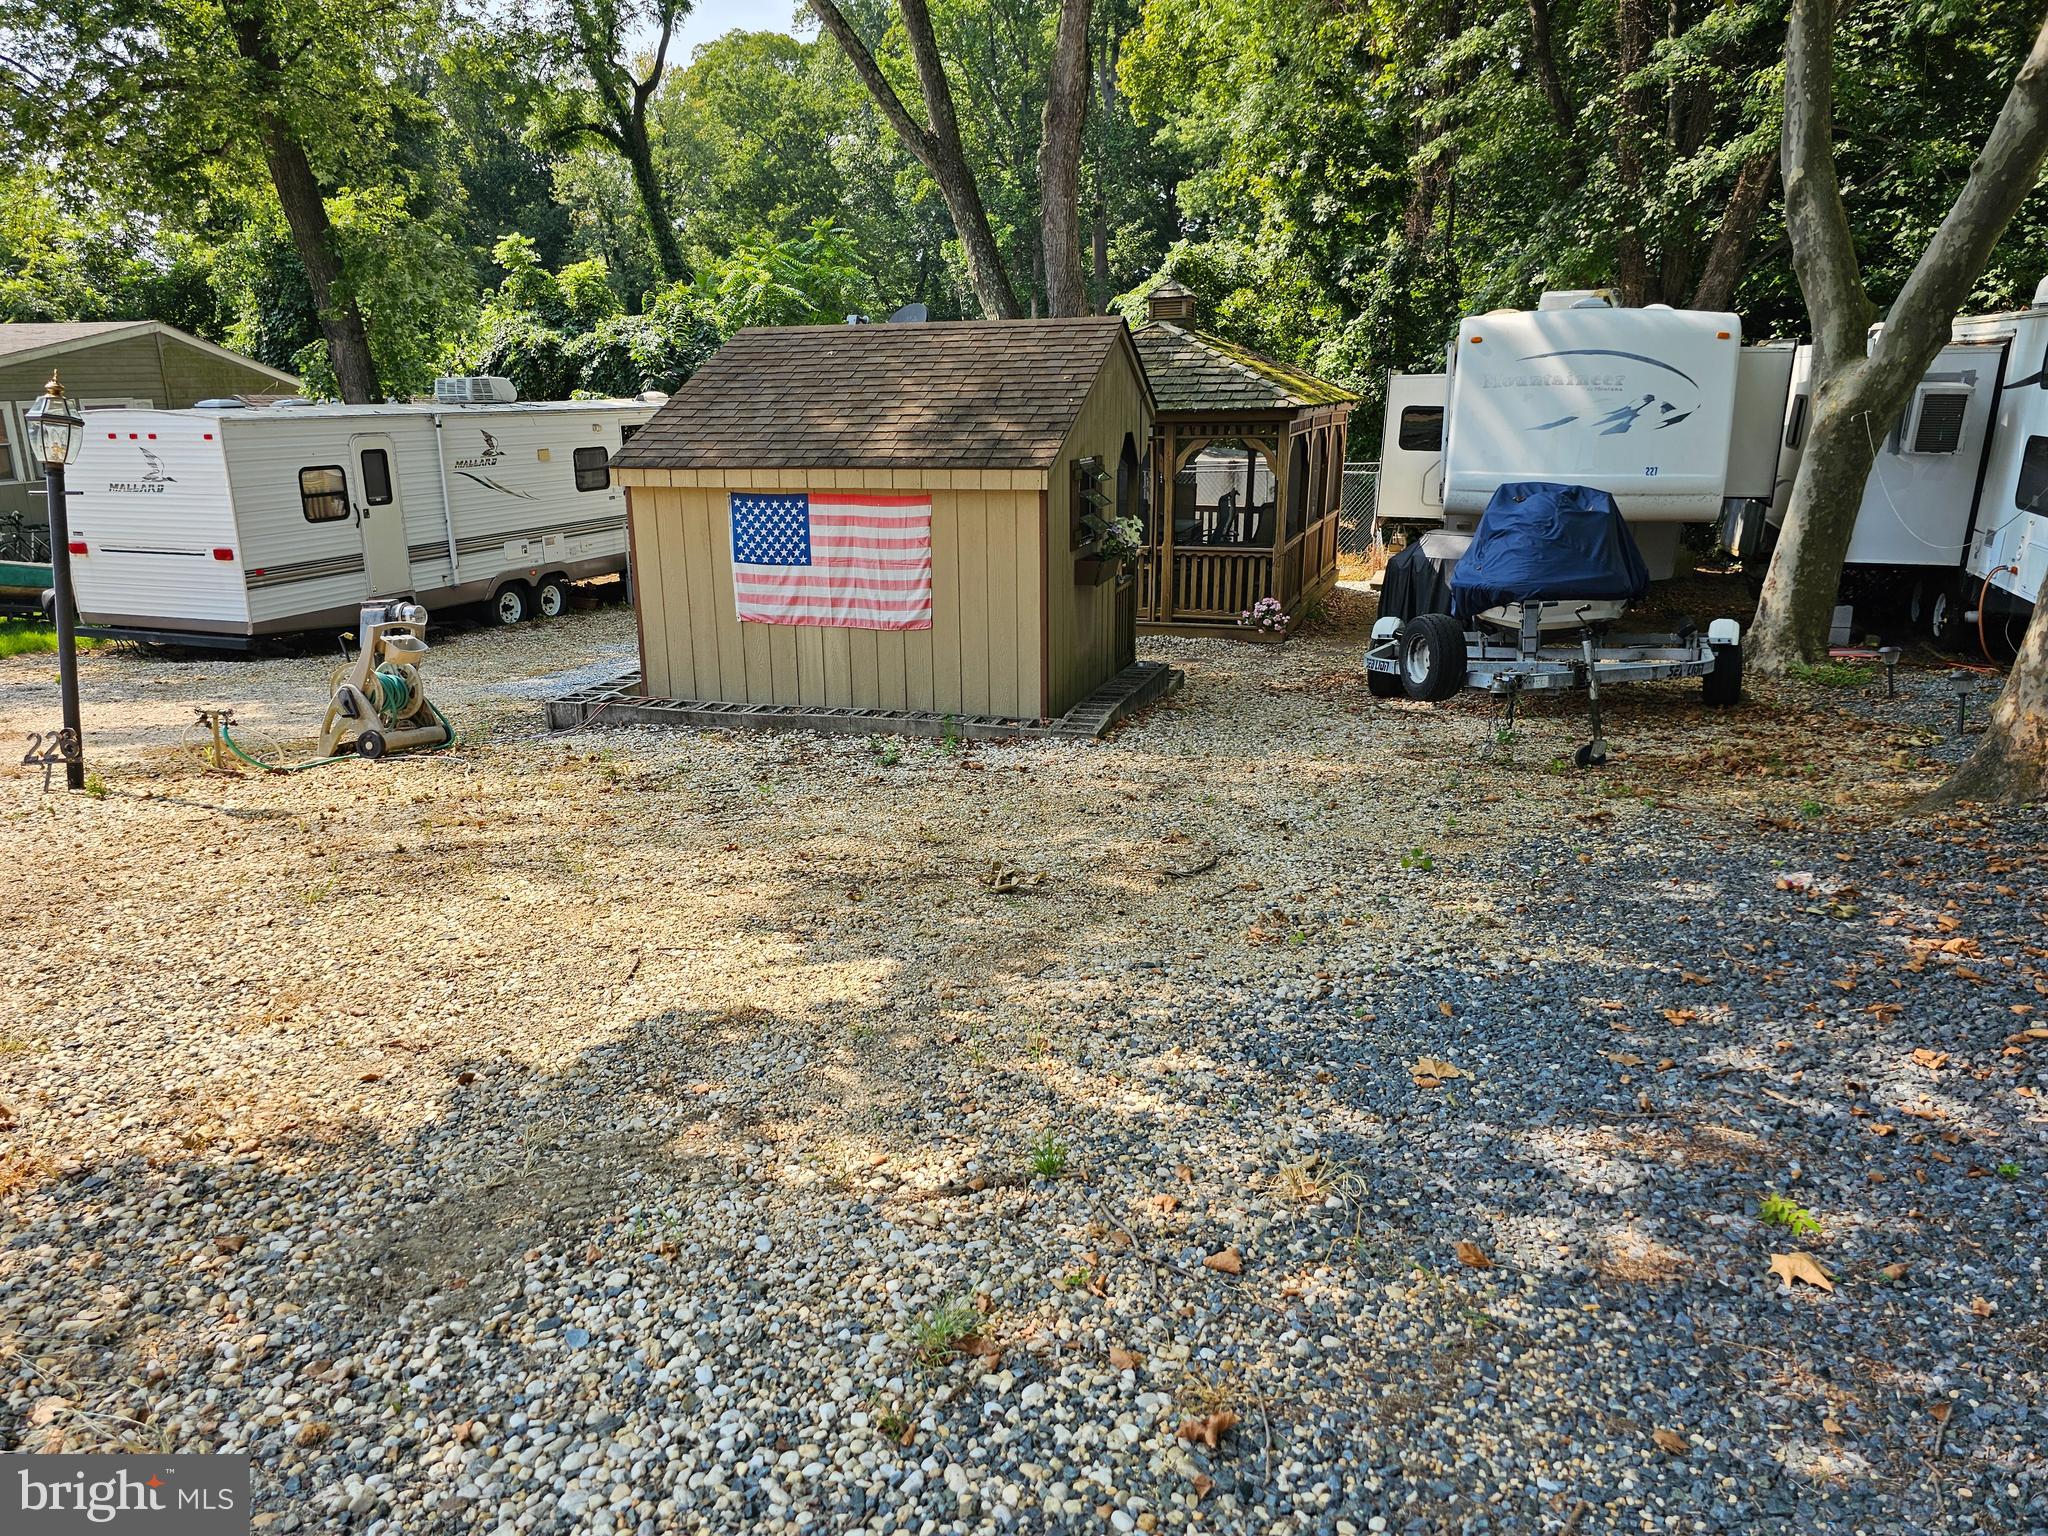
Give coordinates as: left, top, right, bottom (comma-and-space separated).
218, 700, 456, 773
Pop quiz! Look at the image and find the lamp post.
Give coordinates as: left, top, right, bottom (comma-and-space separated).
24, 373, 87, 791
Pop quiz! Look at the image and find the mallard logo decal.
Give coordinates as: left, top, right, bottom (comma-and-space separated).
454, 429, 536, 499
107, 445, 177, 494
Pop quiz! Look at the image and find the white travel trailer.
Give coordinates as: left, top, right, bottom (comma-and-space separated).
1377, 293, 1795, 578
1758, 288, 2048, 645
66, 391, 656, 644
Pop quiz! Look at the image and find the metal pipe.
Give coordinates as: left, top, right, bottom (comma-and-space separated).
433, 413, 459, 583
43, 460, 85, 790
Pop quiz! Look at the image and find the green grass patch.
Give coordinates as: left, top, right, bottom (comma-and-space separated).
1789, 660, 1874, 689
0, 620, 100, 659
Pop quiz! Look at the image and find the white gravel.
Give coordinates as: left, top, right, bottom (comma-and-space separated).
0, 587, 2039, 1533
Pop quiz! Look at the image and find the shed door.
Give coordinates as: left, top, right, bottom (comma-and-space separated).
350, 433, 410, 595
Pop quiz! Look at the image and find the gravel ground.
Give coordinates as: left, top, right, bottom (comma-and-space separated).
1, 584, 2041, 1535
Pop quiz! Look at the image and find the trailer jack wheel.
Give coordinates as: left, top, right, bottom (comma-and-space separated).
1573, 739, 1608, 770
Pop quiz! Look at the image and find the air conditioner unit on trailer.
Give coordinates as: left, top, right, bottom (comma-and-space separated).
434, 375, 519, 405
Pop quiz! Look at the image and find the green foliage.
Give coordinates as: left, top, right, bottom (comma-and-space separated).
691, 220, 867, 332
1759, 1193, 1822, 1238
1028, 1128, 1070, 1179
910, 1298, 980, 1364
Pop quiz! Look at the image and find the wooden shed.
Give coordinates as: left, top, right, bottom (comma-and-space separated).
1129, 280, 1357, 634
598, 317, 1167, 736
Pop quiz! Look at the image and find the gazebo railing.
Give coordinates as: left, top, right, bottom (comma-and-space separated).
1140, 507, 1342, 625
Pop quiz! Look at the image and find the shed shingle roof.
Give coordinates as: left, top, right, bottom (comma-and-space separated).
0, 321, 151, 360
1130, 321, 1357, 414
612, 317, 1143, 471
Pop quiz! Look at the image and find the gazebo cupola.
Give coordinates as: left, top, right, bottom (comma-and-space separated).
1128, 275, 1358, 635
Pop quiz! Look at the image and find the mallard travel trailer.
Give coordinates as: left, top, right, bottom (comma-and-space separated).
1751, 287, 2048, 645
65, 389, 656, 644
1377, 293, 1796, 578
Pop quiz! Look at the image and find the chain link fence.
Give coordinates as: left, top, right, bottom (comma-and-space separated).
1340, 463, 1380, 555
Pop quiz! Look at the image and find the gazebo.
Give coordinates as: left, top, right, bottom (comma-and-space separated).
1129, 278, 1356, 634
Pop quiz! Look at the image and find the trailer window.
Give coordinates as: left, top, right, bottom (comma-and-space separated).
573, 445, 610, 492
359, 449, 393, 506
1784, 394, 1808, 450
2018, 436, 2048, 516
300, 465, 350, 523
1397, 406, 1444, 453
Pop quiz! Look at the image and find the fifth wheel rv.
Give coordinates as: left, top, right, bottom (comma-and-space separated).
1749, 283, 2048, 648
1377, 292, 1795, 579
65, 386, 656, 645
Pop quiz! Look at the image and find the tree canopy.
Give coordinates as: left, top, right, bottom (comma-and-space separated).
1, 0, 2041, 417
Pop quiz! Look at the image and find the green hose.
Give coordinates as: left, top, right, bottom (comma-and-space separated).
219, 698, 457, 773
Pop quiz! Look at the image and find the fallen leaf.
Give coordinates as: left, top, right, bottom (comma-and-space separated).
294, 1421, 332, 1448
1652, 1428, 1689, 1455
1821, 1415, 1843, 1436
1190, 1473, 1215, 1502
1438, 1001, 1454, 1017
1910, 1048, 1949, 1072
1879, 1262, 1909, 1282
1681, 970, 1712, 985
1454, 1240, 1492, 1270
214, 1234, 247, 1255
1147, 1193, 1179, 1214
1202, 1246, 1243, 1276
1410, 1056, 1465, 1087
1768, 1251, 1834, 1292
1662, 1009, 1698, 1026
1108, 1346, 1141, 1372
1177, 1410, 1238, 1449
1969, 1296, 1995, 1317
1604, 1051, 1645, 1067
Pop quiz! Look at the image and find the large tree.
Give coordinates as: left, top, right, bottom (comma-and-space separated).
0, 0, 434, 400
525, 0, 692, 285
1746, 0, 2048, 670
809, 0, 1099, 316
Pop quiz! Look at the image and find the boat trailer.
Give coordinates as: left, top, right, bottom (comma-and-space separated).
1363, 603, 1743, 767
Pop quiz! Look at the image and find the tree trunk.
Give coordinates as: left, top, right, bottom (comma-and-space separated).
221, 1, 377, 402
1526, 0, 1575, 128
1931, 599, 2048, 803
1039, 0, 1093, 316
1750, 0, 2048, 671
811, 0, 1023, 319
259, 123, 379, 402
621, 117, 688, 285
1611, 0, 1657, 304
1745, 379, 1887, 668
1689, 149, 1778, 311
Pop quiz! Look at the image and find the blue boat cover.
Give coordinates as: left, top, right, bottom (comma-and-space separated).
1448, 482, 1650, 618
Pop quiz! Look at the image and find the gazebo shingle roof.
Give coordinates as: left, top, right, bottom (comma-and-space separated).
1130, 322, 1357, 414
613, 317, 1145, 471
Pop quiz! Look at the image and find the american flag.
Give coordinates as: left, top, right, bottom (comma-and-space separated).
729, 491, 933, 630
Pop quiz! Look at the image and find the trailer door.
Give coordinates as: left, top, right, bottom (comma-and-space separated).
350, 433, 410, 595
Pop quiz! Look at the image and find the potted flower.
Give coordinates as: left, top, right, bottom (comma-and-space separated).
1076, 508, 1144, 586
1237, 595, 1290, 641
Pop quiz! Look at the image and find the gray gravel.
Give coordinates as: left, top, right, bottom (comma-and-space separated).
1, 594, 2040, 1534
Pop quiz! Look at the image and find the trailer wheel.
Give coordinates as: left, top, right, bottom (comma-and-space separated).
534, 577, 569, 619
1702, 641, 1743, 707
1927, 581, 1965, 649
490, 583, 531, 627
1398, 613, 1467, 703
